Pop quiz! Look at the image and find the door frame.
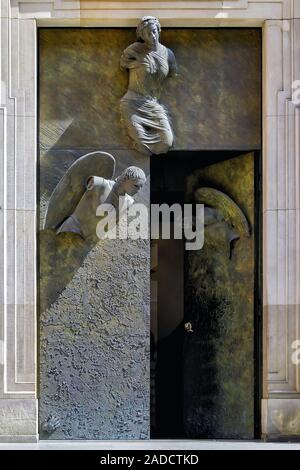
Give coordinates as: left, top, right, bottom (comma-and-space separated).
1, 0, 299, 441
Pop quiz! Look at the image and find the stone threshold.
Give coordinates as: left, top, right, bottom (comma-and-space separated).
1, 440, 300, 450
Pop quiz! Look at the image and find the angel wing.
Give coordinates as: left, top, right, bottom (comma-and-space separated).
195, 187, 250, 237
44, 151, 116, 230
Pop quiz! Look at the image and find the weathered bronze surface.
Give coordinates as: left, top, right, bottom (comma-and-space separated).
39, 28, 150, 439
40, 28, 261, 153
163, 29, 261, 150
39, 27, 260, 439
184, 152, 255, 438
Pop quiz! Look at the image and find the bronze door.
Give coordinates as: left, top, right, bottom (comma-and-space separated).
183, 152, 257, 439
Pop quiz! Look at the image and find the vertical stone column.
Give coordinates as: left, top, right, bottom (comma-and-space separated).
262, 13, 300, 438
0, 0, 37, 441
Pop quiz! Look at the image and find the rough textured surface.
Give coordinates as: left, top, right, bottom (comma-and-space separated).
39, 236, 150, 439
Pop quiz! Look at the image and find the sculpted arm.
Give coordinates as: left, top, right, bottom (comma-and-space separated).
86, 175, 106, 192
85, 176, 110, 207
120, 44, 141, 70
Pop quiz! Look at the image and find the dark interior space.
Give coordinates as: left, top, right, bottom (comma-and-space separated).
150, 150, 261, 439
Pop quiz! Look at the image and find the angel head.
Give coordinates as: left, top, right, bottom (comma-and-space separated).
136, 16, 161, 47
114, 166, 147, 197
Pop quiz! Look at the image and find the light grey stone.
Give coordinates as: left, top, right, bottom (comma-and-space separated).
262, 398, 300, 437
0, 399, 37, 438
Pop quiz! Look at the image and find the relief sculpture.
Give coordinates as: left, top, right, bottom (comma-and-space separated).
44, 151, 146, 240
120, 16, 177, 156
195, 187, 250, 258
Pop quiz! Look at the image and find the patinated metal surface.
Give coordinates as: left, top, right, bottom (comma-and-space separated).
184, 153, 255, 438
40, 28, 261, 154
39, 29, 150, 439
39, 28, 260, 439
163, 29, 261, 150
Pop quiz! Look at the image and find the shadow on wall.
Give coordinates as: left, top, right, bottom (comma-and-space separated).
39, 148, 148, 313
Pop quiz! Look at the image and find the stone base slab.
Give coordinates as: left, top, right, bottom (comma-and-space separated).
0, 435, 38, 443
262, 398, 300, 438
0, 399, 38, 442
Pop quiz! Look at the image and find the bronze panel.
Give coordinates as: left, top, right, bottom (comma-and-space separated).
39, 28, 261, 153
184, 152, 255, 438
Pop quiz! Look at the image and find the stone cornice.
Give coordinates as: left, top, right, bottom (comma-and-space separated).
1, 0, 298, 25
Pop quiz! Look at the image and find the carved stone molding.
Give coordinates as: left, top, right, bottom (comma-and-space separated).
262, 18, 300, 407
0, 5, 37, 401
0, 0, 299, 441
7, 0, 299, 25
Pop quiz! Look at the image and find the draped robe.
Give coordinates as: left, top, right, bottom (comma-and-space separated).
120, 42, 177, 155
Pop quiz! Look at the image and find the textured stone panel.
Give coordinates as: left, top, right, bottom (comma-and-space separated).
39, 236, 150, 439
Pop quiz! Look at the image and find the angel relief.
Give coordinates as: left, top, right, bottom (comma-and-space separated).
44, 151, 146, 240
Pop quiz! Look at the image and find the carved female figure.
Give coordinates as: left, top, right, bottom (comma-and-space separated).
120, 16, 177, 156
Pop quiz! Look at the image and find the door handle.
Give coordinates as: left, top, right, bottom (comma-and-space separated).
184, 322, 194, 333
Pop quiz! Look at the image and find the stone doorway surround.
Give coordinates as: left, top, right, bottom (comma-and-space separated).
0, 0, 299, 442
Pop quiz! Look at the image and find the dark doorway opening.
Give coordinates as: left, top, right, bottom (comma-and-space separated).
150, 150, 262, 439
